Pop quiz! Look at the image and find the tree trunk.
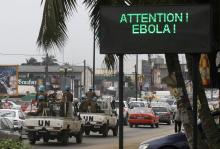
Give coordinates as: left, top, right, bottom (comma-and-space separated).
186, 54, 220, 149
165, 54, 208, 149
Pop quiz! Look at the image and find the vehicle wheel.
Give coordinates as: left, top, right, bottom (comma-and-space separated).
76, 131, 82, 144
112, 124, 118, 136
151, 124, 155, 128
85, 130, 90, 136
155, 123, 159, 128
61, 132, 69, 145
29, 139, 36, 145
135, 125, 138, 128
43, 137, 49, 143
129, 123, 133, 128
102, 124, 109, 137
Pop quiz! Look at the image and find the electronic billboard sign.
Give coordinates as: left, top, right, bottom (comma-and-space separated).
100, 5, 211, 54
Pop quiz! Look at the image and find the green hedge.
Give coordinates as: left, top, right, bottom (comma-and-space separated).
0, 139, 30, 149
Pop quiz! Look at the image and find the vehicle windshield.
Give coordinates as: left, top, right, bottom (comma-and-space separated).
0, 110, 16, 117
129, 102, 145, 108
152, 107, 168, 112
0, 118, 13, 130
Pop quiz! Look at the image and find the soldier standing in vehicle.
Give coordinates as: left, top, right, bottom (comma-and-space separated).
62, 86, 73, 117
86, 87, 97, 101
36, 85, 48, 116
79, 87, 98, 113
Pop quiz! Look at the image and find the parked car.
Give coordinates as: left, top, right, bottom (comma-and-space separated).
115, 100, 129, 125
0, 117, 21, 140
152, 106, 172, 125
0, 109, 25, 129
1, 100, 21, 110
128, 107, 159, 128
139, 132, 189, 149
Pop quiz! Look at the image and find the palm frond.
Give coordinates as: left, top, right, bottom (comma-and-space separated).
37, 0, 77, 51
84, 0, 126, 70
102, 54, 118, 70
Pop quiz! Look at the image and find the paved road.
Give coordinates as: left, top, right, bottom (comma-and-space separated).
26, 124, 174, 149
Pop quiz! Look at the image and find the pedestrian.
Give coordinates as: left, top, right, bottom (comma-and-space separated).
0, 99, 2, 109
174, 106, 182, 133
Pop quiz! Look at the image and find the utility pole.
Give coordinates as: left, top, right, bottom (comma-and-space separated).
45, 50, 49, 90
135, 54, 138, 101
93, 25, 96, 90
84, 60, 86, 94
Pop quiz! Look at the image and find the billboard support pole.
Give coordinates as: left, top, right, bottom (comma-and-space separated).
192, 54, 199, 149
118, 54, 124, 149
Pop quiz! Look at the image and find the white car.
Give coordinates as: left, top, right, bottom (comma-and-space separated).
1, 100, 21, 110
115, 100, 129, 125
0, 109, 25, 129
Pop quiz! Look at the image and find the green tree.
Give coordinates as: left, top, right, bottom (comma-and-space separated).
21, 57, 40, 65
41, 55, 59, 66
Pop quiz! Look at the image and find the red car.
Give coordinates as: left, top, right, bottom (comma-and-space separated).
128, 107, 159, 128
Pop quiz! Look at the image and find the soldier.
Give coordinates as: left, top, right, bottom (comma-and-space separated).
86, 87, 97, 101
61, 86, 73, 117
35, 85, 48, 116
79, 87, 98, 113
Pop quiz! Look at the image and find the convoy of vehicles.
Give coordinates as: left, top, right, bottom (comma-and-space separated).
2, 92, 215, 148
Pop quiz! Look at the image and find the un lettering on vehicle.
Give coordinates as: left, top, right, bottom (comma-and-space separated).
38, 120, 50, 127
83, 116, 94, 122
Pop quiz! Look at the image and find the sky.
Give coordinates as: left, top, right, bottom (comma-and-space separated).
0, 0, 151, 74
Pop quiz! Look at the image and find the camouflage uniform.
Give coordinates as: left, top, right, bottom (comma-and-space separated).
61, 91, 73, 117
79, 90, 98, 113
36, 92, 48, 116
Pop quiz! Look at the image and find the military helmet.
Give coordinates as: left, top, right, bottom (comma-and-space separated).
65, 85, 71, 91
89, 86, 93, 91
38, 95, 45, 100
38, 85, 45, 92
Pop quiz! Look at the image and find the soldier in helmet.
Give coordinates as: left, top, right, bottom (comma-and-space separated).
86, 87, 97, 101
35, 85, 48, 116
79, 87, 98, 113
61, 86, 73, 117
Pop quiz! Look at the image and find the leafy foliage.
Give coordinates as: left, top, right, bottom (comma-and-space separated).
37, 0, 77, 50
0, 139, 30, 149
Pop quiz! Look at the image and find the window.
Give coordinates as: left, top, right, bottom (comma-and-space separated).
0, 111, 16, 118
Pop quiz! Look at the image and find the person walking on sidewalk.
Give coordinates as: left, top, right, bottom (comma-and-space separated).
174, 105, 182, 133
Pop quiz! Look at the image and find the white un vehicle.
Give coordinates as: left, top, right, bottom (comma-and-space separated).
80, 98, 118, 137
24, 102, 83, 145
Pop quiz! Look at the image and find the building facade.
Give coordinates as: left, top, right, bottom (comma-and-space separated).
18, 65, 92, 98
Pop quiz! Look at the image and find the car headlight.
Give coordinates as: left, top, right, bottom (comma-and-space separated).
139, 144, 149, 149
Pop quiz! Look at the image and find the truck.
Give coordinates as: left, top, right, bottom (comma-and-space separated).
80, 98, 118, 137
24, 102, 83, 145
